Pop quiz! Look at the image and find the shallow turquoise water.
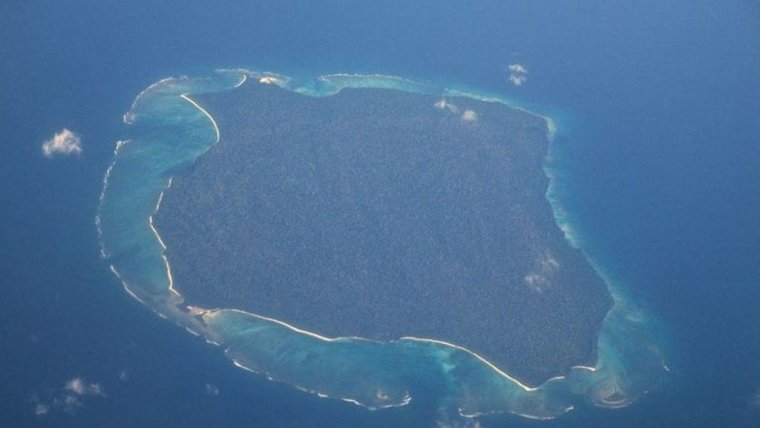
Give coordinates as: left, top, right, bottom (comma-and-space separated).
2, 1, 759, 426
96, 70, 667, 421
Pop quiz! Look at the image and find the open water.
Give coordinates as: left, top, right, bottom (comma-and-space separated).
1, 1, 758, 426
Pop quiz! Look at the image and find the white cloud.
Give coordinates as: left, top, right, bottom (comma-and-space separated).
509, 74, 528, 86
524, 251, 560, 292
434, 98, 459, 113
65, 377, 105, 397
461, 109, 478, 122
59, 395, 82, 414
33, 377, 106, 417
33, 403, 49, 416
258, 76, 280, 85
205, 383, 220, 396
508, 63, 529, 74
42, 128, 82, 158
507, 63, 529, 87
435, 99, 477, 123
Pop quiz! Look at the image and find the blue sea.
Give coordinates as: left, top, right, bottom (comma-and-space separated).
1, 1, 759, 426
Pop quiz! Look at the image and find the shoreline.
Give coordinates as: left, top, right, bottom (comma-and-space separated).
168, 78, 584, 391
148, 177, 181, 298
179, 93, 221, 143
100, 69, 664, 418
150, 72, 592, 392
399, 336, 550, 392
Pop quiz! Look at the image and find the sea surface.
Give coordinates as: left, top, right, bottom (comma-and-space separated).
1, 1, 759, 427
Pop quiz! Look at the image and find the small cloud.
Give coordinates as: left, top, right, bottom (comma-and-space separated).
541, 254, 560, 271
65, 377, 105, 397
65, 378, 87, 395
118, 370, 128, 381
42, 128, 82, 158
33, 403, 49, 417
205, 383, 220, 396
461, 110, 478, 122
58, 395, 82, 414
32, 377, 106, 416
258, 76, 280, 85
434, 98, 459, 113
524, 251, 560, 292
507, 63, 529, 86
508, 63, 529, 74
524, 272, 546, 289
509, 74, 528, 86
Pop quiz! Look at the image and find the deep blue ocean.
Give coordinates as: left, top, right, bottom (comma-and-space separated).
1, 1, 759, 426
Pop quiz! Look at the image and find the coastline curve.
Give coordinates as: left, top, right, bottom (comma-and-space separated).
96, 68, 667, 420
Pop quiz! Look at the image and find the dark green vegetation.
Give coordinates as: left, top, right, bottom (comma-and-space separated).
154, 82, 612, 386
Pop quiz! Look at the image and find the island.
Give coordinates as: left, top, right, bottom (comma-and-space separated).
153, 80, 613, 386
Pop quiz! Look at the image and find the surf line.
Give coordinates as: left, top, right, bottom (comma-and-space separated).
234, 73, 248, 88
125, 77, 178, 124
229, 358, 412, 411
174, 75, 572, 398
180, 93, 221, 144
205, 308, 560, 395
169, 73, 602, 411
109, 264, 148, 306
96, 139, 132, 259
